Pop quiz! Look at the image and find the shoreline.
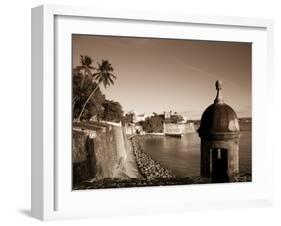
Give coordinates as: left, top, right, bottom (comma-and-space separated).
130, 135, 176, 180
74, 134, 251, 190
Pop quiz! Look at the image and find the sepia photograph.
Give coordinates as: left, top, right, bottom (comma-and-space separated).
72, 35, 252, 190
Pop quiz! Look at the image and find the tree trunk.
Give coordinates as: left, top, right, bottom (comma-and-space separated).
72, 95, 78, 110
80, 69, 86, 88
77, 84, 100, 121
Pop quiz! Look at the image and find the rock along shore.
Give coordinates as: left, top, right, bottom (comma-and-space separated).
130, 135, 176, 180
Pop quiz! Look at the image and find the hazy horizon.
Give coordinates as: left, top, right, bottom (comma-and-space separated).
72, 35, 252, 119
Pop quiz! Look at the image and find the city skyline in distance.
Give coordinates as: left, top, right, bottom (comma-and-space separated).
72, 35, 252, 119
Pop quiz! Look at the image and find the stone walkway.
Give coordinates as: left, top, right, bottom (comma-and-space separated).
123, 137, 143, 178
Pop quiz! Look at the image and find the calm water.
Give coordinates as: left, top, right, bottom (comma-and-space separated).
141, 126, 252, 177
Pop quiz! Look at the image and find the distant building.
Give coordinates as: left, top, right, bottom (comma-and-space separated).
124, 123, 144, 135
161, 111, 184, 123
164, 111, 172, 119
124, 123, 136, 135
135, 113, 146, 122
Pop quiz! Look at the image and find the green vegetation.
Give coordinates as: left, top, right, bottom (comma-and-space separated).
121, 112, 135, 125
77, 59, 116, 121
76, 55, 95, 89
73, 55, 123, 122
140, 116, 164, 133
170, 114, 184, 123
72, 66, 105, 121
102, 100, 123, 123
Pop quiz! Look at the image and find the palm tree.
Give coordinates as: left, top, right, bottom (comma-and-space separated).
72, 55, 95, 111
76, 55, 95, 88
77, 60, 116, 121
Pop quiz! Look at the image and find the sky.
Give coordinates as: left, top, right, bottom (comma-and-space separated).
72, 35, 251, 119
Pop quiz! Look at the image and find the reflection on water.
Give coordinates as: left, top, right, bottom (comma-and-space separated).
141, 130, 251, 177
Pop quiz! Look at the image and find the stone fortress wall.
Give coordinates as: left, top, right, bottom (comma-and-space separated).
72, 122, 130, 186
163, 122, 195, 134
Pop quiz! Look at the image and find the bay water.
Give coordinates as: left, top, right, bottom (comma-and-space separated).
141, 125, 251, 177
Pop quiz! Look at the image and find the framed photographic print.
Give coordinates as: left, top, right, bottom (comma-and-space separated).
31, 4, 274, 221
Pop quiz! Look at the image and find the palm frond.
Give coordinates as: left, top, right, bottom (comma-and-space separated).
108, 73, 116, 79
108, 77, 114, 85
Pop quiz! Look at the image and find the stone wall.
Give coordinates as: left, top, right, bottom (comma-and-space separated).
72, 122, 130, 187
163, 122, 195, 134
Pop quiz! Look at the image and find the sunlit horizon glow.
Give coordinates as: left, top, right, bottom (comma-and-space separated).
72, 35, 252, 119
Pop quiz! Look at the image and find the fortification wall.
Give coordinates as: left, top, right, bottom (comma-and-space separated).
72, 122, 130, 186
163, 122, 195, 134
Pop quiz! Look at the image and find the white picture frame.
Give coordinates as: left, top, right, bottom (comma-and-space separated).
31, 4, 274, 221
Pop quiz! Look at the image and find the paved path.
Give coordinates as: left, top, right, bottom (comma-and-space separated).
124, 138, 142, 178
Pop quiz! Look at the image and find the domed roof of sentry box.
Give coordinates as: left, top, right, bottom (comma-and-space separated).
198, 80, 240, 135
